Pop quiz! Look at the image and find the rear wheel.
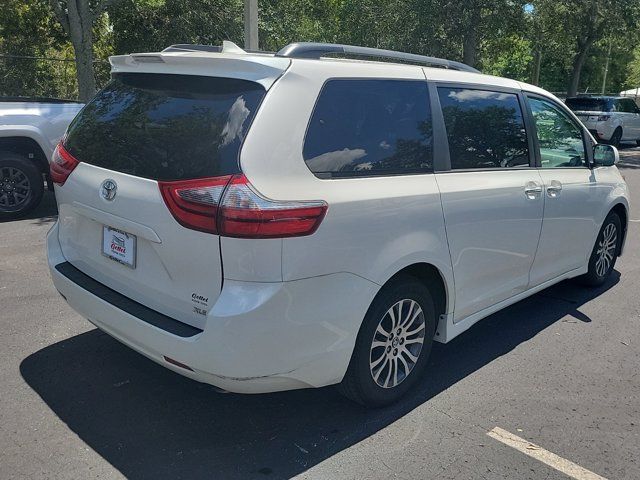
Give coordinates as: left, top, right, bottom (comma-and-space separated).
0, 153, 43, 219
338, 274, 436, 407
579, 212, 621, 286
609, 128, 622, 148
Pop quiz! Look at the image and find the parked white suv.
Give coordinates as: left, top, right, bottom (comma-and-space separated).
47, 42, 629, 406
566, 95, 640, 147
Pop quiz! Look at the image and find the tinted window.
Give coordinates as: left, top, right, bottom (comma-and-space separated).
528, 96, 586, 168
565, 97, 611, 112
438, 88, 529, 169
618, 98, 639, 113
303, 80, 433, 178
64, 73, 265, 181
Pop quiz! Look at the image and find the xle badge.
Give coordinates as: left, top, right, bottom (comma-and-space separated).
191, 293, 209, 316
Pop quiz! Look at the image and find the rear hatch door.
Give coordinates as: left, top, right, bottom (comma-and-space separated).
565, 97, 611, 128
55, 70, 270, 329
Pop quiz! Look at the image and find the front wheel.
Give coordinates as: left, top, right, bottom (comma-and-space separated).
0, 153, 44, 219
338, 274, 436, 407
579, 212, 621, 286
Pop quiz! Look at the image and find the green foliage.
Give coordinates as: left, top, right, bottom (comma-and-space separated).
259, 0, 338, 51
108, 0, 243, 54
0, 0, 66, 97
2, 0, 640, 99
625, 46, 640, 89
531, 0, 640, 95
482, 35, 533, 82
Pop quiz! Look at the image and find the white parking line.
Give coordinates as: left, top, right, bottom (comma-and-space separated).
487, 427, 607, 480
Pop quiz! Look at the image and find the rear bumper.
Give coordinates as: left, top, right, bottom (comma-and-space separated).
47, 222, 378, 393
588, 129, 602, 140
587, 123, 615, 142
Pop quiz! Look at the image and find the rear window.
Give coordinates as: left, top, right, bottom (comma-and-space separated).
303, 79, 433, 178
565, 98, 611, 112
64, 73, 265, 181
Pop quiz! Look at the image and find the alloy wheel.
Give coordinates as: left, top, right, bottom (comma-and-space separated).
0, 166, 31, 211
369, 299, 426, 389
595, 222, 617, 277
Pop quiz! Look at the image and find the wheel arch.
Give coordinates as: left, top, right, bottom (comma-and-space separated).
383, 262, 449, 326
610, 202, 628, 256
611, 125, 623, 142
0, 136, 49, 175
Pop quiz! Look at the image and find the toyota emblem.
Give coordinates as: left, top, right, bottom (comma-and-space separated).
100, 179, 118, 201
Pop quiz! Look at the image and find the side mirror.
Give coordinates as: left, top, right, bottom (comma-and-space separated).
593, 143, 618, 167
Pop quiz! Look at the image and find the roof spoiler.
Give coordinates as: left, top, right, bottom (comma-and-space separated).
109, 41, 290, 89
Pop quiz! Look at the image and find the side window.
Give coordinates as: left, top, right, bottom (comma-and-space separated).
621, 98, 639, 113
437, 87, 529, 170
303, 79, 433, 178
527, 96, 586, 168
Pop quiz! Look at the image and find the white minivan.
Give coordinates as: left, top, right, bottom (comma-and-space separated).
47, 42, 629, 406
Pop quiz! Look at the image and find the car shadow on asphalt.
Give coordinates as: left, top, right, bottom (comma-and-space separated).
19, 272, 620, 480
0, 190, 58, 224
616, 144, 640, 169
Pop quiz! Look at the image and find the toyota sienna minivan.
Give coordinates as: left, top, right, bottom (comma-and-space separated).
47, 41, 629, 406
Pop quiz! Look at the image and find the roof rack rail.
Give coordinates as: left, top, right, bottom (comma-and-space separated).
275, 42, 480, 73
162, 41, 271, 55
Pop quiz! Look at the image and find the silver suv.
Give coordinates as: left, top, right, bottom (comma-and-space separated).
566, 95, 640, 147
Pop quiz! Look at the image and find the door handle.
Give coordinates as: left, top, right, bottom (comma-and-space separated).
547, 180, 563, 197
524, 181, 543, 199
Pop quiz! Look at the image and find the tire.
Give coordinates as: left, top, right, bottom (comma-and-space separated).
0, 152, 44, 220
578, 212, 621, 287
338, 274, 436, 407
609, 128, 622, 148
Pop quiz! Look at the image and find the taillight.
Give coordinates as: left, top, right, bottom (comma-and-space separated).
50, 143, 80, 186
159, 174, 327, 238
219, 175, 328, 238
159, 176, 232, 234
597, 115, 611, 121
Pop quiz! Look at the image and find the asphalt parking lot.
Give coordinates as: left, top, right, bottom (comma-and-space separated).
1, 149, 639, 480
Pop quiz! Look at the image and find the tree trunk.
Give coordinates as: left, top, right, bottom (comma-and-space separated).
567, 40, 593, 97
72, 40, 96, 102
462, 6, 481, 68
49, 0, 103, 102
532, 49, 542, 86
462, 28, 477, 67
66, 0, 96, 102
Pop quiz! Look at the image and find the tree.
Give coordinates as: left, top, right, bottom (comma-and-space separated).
409, 0, 527, 69
533, 0, 640, 97
4, 0, 640, 99
625, 46, 640, 90
48, 0, 119, 101
108, 0, 242, 55
0, 0, 67, 97
565, 0, 605, 97
482, 35, 533, 82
